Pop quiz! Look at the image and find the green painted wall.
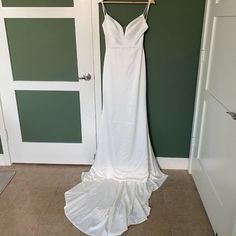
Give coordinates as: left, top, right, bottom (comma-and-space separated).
0, 138, 3, 154
99, 0, 205, 157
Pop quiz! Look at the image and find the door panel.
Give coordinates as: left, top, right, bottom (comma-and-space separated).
196, 93, 236, 235
5, 18, 78, 81
206, 16, 236, 111
15, 91, 82, 143
198, 94, 236, 236
0, 1, 97, 164
2, 0, 73, 7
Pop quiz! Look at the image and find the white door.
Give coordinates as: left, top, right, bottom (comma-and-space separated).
190, 0, 236, 235
0, 1, 100, 164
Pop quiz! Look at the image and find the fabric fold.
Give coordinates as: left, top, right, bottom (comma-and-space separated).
64, 170, 168, 236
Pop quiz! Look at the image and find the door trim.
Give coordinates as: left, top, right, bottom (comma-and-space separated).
91, 0, 102, 148
189, 0, 211, 174
0, 97, 11, 165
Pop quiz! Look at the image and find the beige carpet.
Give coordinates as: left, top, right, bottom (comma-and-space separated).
0, 171, 15, 194
0, 164, 214, 236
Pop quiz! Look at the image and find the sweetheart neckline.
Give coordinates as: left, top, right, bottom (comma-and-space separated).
103, 13, 148, 37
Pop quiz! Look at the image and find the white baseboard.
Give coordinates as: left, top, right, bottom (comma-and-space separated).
0, 154, 11, 166
157, 157, 189, 170
0, 154, 189, 169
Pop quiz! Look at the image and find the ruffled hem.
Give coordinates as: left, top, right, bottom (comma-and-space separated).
64, 169, 168, 236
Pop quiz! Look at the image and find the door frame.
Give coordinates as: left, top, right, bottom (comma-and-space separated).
189, 0, 211, 174
0, 97, 11, 165
0, 0, 102, 165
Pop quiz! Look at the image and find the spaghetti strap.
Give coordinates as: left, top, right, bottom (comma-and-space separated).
101, 2, 107, 17
143, 2, 151, 20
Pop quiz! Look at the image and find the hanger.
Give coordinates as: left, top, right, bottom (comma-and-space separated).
98, 0, 155, 4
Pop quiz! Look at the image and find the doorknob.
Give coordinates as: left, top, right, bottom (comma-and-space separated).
78, 73, 92, 81
226, 112, 236, 120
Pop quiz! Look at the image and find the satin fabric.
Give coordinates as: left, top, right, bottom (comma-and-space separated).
64, 5, 168, 236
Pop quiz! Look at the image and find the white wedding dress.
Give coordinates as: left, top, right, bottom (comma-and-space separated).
64, 2, 168, 236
